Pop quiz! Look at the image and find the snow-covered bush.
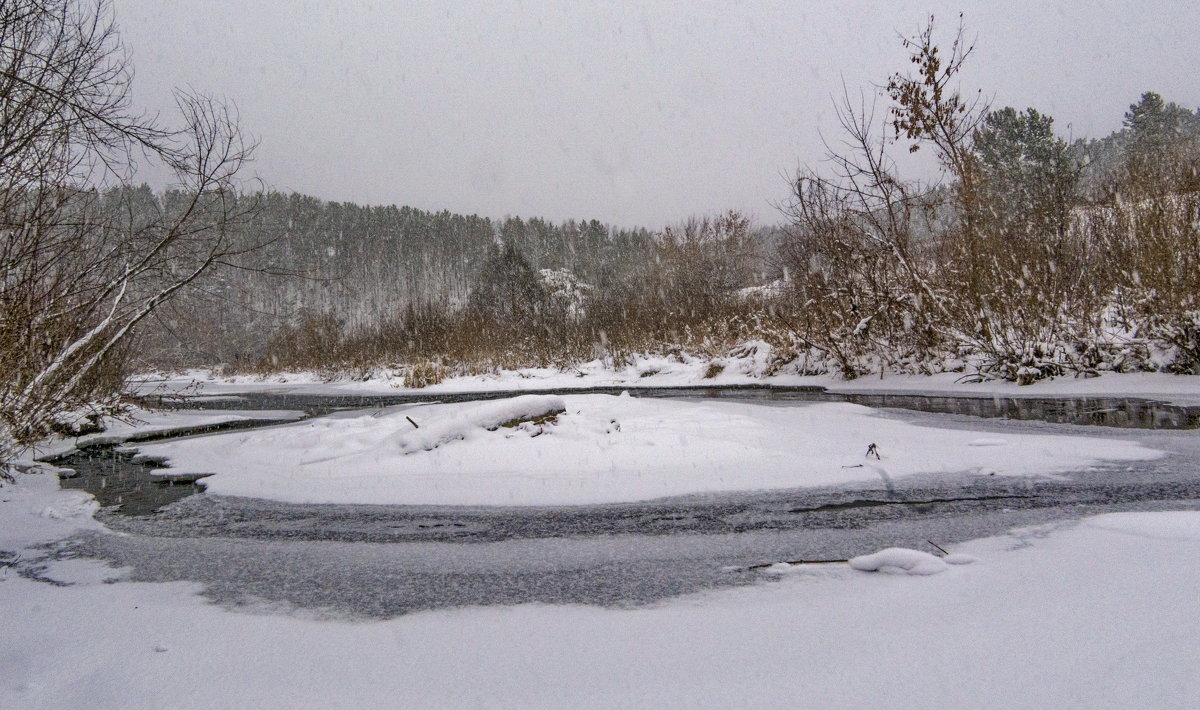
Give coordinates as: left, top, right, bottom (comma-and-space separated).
405, 361, 448, 389
538, 268, 592, 320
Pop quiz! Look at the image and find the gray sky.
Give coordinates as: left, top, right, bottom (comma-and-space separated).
115, 0, 1200, 228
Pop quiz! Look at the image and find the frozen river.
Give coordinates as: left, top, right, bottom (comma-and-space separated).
42, 389, 1200, 619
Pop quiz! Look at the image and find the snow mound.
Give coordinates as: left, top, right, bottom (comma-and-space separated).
398, 394, 566, 453
848, 548, 950, 576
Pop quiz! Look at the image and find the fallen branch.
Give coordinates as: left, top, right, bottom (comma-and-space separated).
745, 558, 850, 571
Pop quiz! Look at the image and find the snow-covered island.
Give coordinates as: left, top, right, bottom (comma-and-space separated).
132, 392, 1160, 506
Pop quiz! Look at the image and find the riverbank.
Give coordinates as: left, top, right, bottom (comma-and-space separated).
4, 382, 1199, 707
133, 356, 1200, 406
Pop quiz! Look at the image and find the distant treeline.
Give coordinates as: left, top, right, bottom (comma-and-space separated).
135, 81, 1200, 383
135, 19, 1200, 385
140, 195, 650, 364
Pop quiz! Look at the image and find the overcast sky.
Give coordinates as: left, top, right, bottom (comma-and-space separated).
114, 0, 1200, 228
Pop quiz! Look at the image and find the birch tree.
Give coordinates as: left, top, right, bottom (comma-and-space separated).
1, 0, 256, 458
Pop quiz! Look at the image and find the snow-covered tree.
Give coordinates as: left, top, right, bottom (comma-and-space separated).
1, 0, 256, 459
467, 242, 548, 328
973, 106, 1079, 241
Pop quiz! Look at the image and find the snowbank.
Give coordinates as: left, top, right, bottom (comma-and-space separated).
132, 394, 1160, 506
25, 406, 306, 462
132, 354, 1200, 405
398, 394, 565, 452
848, 547, 951, 575
846, 547, 977, 575
0, 467, 105, 550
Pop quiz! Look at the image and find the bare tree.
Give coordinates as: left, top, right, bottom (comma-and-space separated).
1, 0, 257, 458
781, 89, 948, 377
653, 211, 757, 320
885, 14, 999, 298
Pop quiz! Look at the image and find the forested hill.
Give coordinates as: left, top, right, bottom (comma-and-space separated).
140, 90, 1200, 375
142, 191, 660, 364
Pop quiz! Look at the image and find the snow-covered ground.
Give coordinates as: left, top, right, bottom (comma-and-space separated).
2, 467, 1197, 709
132, 348, 1200, 405
131, 394, 1160, 506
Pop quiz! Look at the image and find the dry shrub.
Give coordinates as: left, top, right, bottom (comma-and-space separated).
258, 312, 346, 372
405, 361, 448, 389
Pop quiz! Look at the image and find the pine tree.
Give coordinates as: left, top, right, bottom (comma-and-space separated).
973, 106, 1079, 241
468, 243, 548, 328
1122, 91, 1200, 195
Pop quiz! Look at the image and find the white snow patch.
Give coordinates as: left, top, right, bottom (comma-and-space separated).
1082, 511, 1200, 542
0, 469, 105, 550
34, 558, 130, 585
736, 277, 788, 300
398, 395, 565, 453
848, 547, 950, 575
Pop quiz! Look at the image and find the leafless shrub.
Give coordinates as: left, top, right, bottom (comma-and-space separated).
779, 85, 948, 378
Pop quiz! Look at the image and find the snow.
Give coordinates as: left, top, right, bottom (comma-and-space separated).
130, 394, 1160, 506
2, 364, 1193, 707
1082, 510, 1200, 542
848, 547, 951, 575
943, 552, 979, 565
2, 480, 1198, 709
736, 277, 788, 300
0, 467, 104, 551
398, 394, 565, 453
132, 357, 1200, 405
